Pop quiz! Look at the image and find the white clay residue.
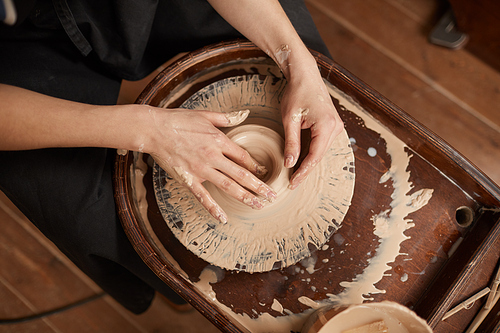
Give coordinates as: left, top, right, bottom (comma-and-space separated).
323, 82, 434, 307
367, 147, 377, 157
271, 299, 284, 314
197, 266, 220, 302
291, 107, 309, 123
298, 296, 321, 309
130, 154, 189, 281
173, 166, 193, 187
274, 44, 291, 65
225, 109, 250, 126
193, 265, 312, 333
300, 255, 318, 275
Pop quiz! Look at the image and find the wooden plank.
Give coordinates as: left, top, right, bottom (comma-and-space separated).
384, 0, 445, 26
45, 296, 144, 333
0, 296, 145, 333
306, 0, 500, 130
306, 0, 500, 186
0, 282, 57, 333
0, 193, 147, 332
0, 321, 57, 333
0, 192, 102, 292
0, 198, 97, 315
0, 191, 221, 332
133, 296, 220, 333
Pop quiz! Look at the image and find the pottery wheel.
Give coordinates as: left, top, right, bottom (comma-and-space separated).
153, 75, 355, 273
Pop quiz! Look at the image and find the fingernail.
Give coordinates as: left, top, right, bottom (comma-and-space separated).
256, 164, 268, 177
214, 206, 228, 224
285, 155, 294, 168
218, 213, 228, 224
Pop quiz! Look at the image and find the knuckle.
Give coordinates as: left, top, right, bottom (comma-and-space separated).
238, 151, 249, 164
192, 191, 204, 204
220, 178, 233, 191
285, 140, 299, 151
235, 167, 249, 181
201, 146, 219, 161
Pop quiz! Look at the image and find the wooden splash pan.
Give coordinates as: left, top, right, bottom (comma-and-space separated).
113, 40, 500, 333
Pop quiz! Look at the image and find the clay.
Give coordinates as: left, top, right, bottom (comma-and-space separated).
173, 166, 193, 187
225, 109, 250, 126
275, 44, 291, 65
153, 75, 355, 273
292, 107, 310, 123
305, 302, 432, 333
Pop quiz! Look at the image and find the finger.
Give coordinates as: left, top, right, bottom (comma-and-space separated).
223, 140, 269, 179
202, 109, 250, 128
217, 157, 277, 201
206, 167, 271, 210
288, 122, 337, 190
190, 181, 229, 224
282, 111, 302, 169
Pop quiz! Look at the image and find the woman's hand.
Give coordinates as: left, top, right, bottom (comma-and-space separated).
143, 107, 277, 223
206, 0, 344, 191
280, 60, 344, 190
0, 84, 276, 224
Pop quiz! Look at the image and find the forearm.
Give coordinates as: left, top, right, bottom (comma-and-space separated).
207, 0, 318, 79
0, 84, 146, 151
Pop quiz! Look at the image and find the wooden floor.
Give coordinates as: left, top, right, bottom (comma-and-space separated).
1, 0, 499, 332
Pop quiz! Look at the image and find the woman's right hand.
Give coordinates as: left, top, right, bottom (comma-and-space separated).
140, 106, 277, 224
0, 84, 276, 223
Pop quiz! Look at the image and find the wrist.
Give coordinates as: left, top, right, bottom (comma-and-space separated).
276, 44, 319, 81
90, 104, 151, 153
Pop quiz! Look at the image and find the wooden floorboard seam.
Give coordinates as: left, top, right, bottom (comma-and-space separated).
100, 296, 149, 333
384, 0, 429, 24
0, 196, 102, 294
306, 0, 500, 134
0, 274, 61, 332
0, 195, 150, 332
0, 273, 39, 315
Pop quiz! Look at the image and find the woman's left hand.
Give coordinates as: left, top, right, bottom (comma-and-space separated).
280, 65, 344, 190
